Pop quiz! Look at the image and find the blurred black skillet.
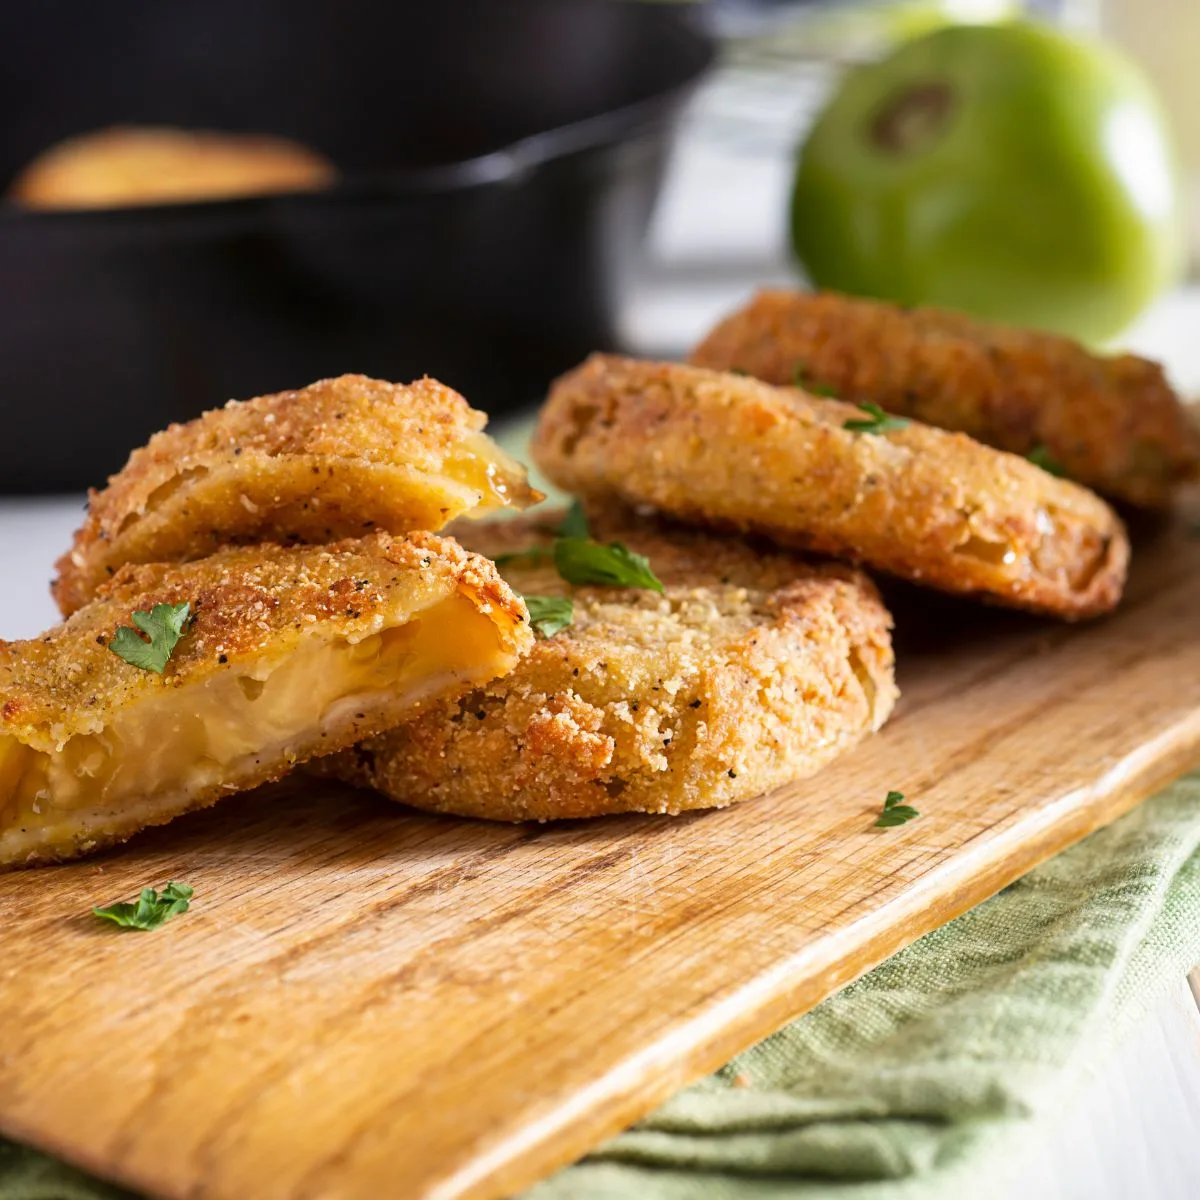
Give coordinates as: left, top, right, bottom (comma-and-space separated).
0, 0, 713, 493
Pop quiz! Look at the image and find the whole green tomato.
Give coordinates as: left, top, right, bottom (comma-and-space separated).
790, 21, 1184, 343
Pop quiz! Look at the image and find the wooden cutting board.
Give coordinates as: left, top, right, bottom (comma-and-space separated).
2, 512, 1200, 1200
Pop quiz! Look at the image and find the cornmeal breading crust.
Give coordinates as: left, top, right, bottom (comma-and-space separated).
52, 374, 541, 616
691, 289, 1199, 508
1, 532, 530, 865
321, 512, 897, 820
532, 355, 1128, 619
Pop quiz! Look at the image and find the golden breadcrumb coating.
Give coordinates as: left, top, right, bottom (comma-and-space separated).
532, 356, 1128, 620
53, 373, 542, 616
320, 511, 896, 820
1, 532, 531, 867
9, 125, 335, 209
691, 289, 1199, 508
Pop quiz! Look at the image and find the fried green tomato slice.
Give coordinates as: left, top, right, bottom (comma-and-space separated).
318, 510, 896, 820
1, 532, 530, 867
691, 288, 1199, 508
533, 355, 1128, 620
52, 373, 542, 616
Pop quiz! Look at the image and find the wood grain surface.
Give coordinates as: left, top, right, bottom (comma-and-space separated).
1, 514, 1199, 1200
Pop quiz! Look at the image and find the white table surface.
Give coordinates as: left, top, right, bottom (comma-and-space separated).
4, 57, 1200, 1200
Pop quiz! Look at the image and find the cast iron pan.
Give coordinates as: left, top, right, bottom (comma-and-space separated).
0, 0, 713, 492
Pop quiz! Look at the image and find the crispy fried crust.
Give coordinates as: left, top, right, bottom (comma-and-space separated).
1, 532, 531, 865
690, 289, 1199, 509
53, 374, 541, 616
10, 126, 335, 209
319, 511, 897, 820
532, 356, 1129, 620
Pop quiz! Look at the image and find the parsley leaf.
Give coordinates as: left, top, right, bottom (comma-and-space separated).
493, 545, 553, 567
556, 499, 591, 540
523, 594, 574, 638
844, 403, 911, 436
791, 363, 839, 398
495, 500, 664, 594
792, 365, 839, 398
107, 602, 192, 674
93, 881, 194, 931
1027, 444, 1067, 477
874, 789, 920, 828
554, 537, 664, 592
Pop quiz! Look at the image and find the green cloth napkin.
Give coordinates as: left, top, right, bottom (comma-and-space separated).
531, 769, 1200, 1200
4, 771, 1200, 1200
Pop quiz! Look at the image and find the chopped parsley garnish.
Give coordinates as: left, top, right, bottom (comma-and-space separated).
843, 403, 910, 435
556, 499, 591, 540
792, 360, 840, 398
93, 881, 194, 931
792, 363, 839, 397
496, 499, 664, 594
107, 602, 193, 674
523, 594, 574, 638
494, 545, 553, 567
1027, 444, 1066, 477
874, 790, 920, 828
498, 502, 589, 561
554, 537, 663, 592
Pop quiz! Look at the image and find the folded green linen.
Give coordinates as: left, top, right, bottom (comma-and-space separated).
4, 770, 1199, 1200
530, 769, 1200, 1199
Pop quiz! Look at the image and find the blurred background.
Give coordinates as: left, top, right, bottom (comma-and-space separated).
1, 0, 1196, 491
628, 0, 1200, 359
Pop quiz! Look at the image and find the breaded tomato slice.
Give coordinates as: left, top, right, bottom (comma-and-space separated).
1, 532, 530, 867
9, 125, 335, 209
319, 511, 896, 820
533, 356, 1128, 620
52, 374, 542, 615
691, 289, 1199, 509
